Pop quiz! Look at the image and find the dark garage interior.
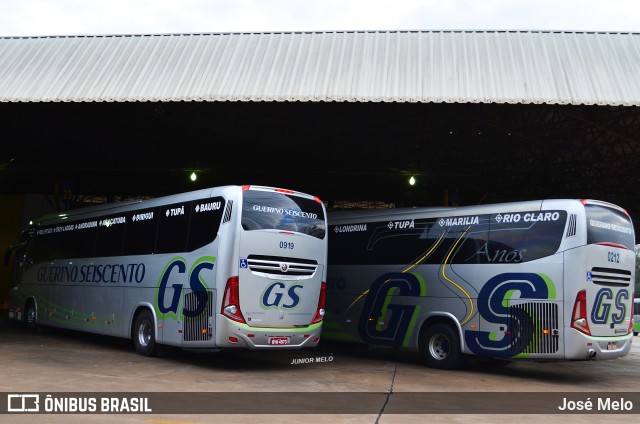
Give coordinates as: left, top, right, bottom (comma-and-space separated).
1, 100, 638, 220
1, 30, 639, 311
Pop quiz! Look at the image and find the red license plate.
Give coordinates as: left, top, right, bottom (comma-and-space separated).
607, 342, 617, 350
269, 337, 290, 345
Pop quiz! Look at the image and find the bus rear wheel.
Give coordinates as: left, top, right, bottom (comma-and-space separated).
421, 323, 465, 370
133, 310, 158, 357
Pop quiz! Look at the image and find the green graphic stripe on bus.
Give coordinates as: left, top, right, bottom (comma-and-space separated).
320, 311, 363, 342
634, 299, 640, 335
358, 272, 426, 347
326, 199, 635, 366
465, 272, 556, 358
376, 286, 398, 332
402, 304, 421, 348
517, 273, 557, 358
321, 311, 343, 330
232, 321, 323, 333
16, 286, 124, 329
155, 256, 215, 321
500, 273, 556, 305
8, 185, 328, 355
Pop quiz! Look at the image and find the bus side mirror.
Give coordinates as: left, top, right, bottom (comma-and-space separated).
4, 245, 15, 267
4, 241, 27, 267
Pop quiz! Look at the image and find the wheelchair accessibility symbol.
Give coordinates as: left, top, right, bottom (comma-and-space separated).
239, 258, 248, 269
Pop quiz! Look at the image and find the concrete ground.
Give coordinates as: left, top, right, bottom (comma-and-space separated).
0, 317, 638, 423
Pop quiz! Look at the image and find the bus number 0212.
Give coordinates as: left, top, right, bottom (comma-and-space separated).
608, 252, 620, 263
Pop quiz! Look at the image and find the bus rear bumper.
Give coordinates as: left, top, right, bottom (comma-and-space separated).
216, 316, 323, 349
564, 329, 633, 360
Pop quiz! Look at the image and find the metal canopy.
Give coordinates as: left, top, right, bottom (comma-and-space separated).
1, 31, 639, 106
0, 31, 639, 239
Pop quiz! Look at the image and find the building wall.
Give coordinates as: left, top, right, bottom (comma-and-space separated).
0, 195, 24, 314
0, 194, 55, 315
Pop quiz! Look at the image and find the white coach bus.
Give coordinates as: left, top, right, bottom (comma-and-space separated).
6, 185, 328, 356
634, 298, 640, 336
323, 199, 635, 369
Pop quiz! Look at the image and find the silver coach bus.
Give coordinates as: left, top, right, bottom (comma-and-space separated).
6, 185, 328, 356
324, 199, 635, 369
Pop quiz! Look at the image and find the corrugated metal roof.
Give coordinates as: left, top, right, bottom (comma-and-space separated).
0, 30, 639, 105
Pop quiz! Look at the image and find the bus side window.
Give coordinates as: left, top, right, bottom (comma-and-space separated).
30, 232, 49, 262
123, 208, 159, 256
457, 233, 489, 264
186, 198, 224, 251
4, 240, 32, 284
155, 202, 191, 254
95, 215, 126, 257
57, 220, 98, 259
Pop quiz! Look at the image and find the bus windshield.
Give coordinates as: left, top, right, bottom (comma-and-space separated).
585, 203, 635, 250
241, 189, 326, 239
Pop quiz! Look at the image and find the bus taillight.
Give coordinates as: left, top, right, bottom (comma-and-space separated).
571, 289, 591, 335
311, 282, 326, 324
222, 276, 246, 323
275, 188, 295, 194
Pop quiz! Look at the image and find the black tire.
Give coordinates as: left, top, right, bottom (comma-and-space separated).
421, 323, 465, 370
24, 302, 38, 333
132, 309, 158, 357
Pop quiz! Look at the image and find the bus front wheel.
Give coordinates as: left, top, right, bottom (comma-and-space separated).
421, 323, 465, 370
24, 302, 37, 333
133, 310, 158, 357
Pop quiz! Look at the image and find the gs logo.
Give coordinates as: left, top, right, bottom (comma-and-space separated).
156, 256, 215, 319
465, 272, 555, 357
358, 272, 426, 347
591, 288, 628, 325
261, 282, 303, 309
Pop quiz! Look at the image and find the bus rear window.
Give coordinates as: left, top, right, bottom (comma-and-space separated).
241, 190, 326, 239
585, 204, 635, 250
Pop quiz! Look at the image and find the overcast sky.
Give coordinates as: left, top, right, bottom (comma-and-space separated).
0, 0, 638, 37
